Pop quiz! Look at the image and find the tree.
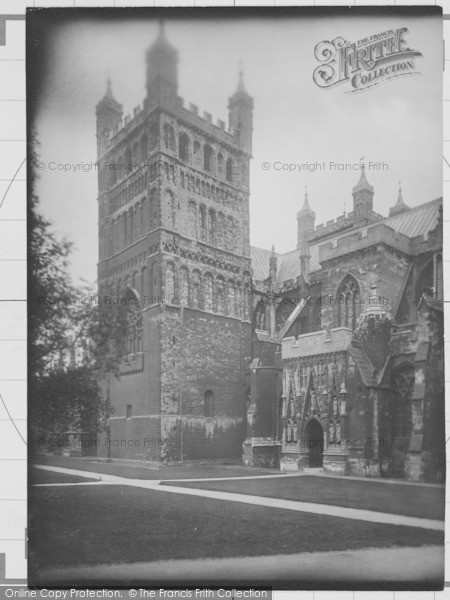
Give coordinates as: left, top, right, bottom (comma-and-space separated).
29, 136, 127, 444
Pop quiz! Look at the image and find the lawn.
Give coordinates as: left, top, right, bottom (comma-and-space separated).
30, 469, 99, 485
28, 484, 443, 580
33, 454, 275, 480
164, 476, 445, 520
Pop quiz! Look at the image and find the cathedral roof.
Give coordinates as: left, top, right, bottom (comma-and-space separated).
384, 197, 438, 238
250, 197, 442, 284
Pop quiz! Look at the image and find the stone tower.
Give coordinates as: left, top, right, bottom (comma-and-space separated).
96, 23, 253, 463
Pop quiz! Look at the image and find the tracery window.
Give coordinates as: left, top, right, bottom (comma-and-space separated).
124, 289, 143, 356
163, 124, 176, 152
178, 132, 190, 161
188, 201, 197, 238
179, 267, 189, 306
191, 271, 201, 308
204, 145, 214, 172
216, 277, 226, 314
226, 158, 234, 183
336, 275, 361, 330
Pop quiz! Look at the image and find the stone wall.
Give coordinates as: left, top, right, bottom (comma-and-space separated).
319, 245, 410, 330
159, 305, 251, 462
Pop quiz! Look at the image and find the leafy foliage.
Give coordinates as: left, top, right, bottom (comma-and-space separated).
29, 366, 107, 435
29, 136, 126, 438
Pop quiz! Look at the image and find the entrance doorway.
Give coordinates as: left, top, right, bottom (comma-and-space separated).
305, 419, 324, 467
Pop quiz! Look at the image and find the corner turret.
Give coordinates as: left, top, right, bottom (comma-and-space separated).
389, 181, 411, 216
228, 68, 254, 154
146, 21, 179, 109
95, 77, 123, 157
352, 163, 374, 221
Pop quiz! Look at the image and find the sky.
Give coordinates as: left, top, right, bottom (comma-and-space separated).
32, 9, 443, 285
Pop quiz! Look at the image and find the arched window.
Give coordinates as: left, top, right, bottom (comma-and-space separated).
129, 208, 134, 244
165, 263, 176, 304
226, 216, 234, 251
133, 141, 139, 164
188, 201, 197, 238
139, 201, 144, 237
141, 267, 149, 302
112, 219, 118, 253
228, 280, 236, 317
179, 132, 190, 161
336, 275, 360, 330
199, 205, 207, 241
149, 188, 157, 230
124, 147, 132, 172
204, 390, 214, 418
191, 270, 201, 308
390, 367, 415, 477
124, 288, 143, 357
165, 190, 176, 229
179, 267, 189, 306
107, 163, 116, 188
217, 153, 224, 176
216, 276, 226, 314
216, 212, 225, 249
204, 273, 213, 311
118, 154, 126, 181
204, 145, 214, 172
140, 135, 148, 161
123, 212, 128, 248
194, 140, 200, 156
149, 123, 158, 151
208, 209, 216, 245
226, 158, 234, 183
163, 124, 175, 152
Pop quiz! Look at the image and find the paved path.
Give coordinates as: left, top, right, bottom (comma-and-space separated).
34, 465, 103, 480
33, 464, 444, 531
37, 545, 444, 586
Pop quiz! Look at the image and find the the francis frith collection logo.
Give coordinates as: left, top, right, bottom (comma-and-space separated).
313, 27, 422, 92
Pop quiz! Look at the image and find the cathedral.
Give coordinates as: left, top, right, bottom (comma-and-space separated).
95, 24, 444, 483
